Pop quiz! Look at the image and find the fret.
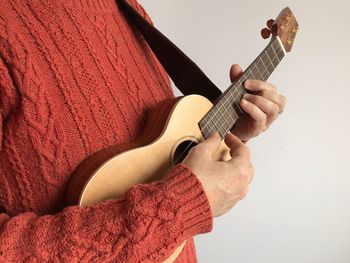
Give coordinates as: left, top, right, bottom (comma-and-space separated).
258, 56, 270, 79
272, 39, 285, 61
252, 38, 285, 81
224, 100, 238, 124
198, 37, 286, 139
253, 62, 264, 79
263, 49, 275, 75
271, 43, 281, 63
201, 109, 220, 138
220, 98, 235, 123
215, 101, 234, 137
228, 84, 244, 114
252, 66, 262, 79
229, 82, 245, 97
200, 117, 212, 138
265, 39, 284, 70
212, 103, 228, 137
247, 66, 262, 83
222, 97, 238, 126
246, 68, 255, 79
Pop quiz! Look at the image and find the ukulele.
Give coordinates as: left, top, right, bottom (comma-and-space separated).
66, 7, 298, 263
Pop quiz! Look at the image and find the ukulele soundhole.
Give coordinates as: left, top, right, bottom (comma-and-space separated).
172, 139, 199, 165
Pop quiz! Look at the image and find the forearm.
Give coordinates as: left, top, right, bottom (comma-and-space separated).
0, 164, 212, 262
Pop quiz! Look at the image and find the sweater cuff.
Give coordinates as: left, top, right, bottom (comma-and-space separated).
163, 163, 213, 237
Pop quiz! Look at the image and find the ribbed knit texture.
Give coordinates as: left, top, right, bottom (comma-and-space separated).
0, 0, 213, 262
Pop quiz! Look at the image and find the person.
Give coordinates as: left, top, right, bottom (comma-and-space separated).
0, 0, 285, 262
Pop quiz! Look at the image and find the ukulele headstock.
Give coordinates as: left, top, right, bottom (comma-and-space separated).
261, 7, 299, 52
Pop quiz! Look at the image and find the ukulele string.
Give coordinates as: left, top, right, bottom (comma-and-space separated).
198, 41, 284, 136
173, 85, 245, 165
189, 40, 284, 140
173, 44, 283, 165
173, 48, 283, 165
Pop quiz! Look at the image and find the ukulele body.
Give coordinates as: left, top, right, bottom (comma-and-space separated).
65, 94, 230, 262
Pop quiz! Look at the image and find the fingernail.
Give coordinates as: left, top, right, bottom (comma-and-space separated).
244, 79, 251, 87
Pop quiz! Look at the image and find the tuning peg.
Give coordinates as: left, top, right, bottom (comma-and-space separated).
266, 19, 275, 29
261, 28, 271, 39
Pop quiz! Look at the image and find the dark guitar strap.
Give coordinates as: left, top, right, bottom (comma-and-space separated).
117, 0, 222, 102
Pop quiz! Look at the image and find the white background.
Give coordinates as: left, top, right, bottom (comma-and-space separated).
139, 1, 350, 262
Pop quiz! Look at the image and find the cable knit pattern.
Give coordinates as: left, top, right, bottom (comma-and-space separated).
0, 0, 213, 262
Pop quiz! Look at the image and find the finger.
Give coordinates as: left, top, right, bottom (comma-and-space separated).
240, 99, 267, 131
230, 64, 243, 82
238, 186, 250, 200
244, 79, 277, 92
224, 133, 250, 159
242, 93, 280, 125
247, 164, 255, 183
258, 90, 286, 113
199, 132, 222, 157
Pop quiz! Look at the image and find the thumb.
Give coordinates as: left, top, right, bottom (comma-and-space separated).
230, 64, 243, 82
200, 132, 222, 158
224, 133, 250, 159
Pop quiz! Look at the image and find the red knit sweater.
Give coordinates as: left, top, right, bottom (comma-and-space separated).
0, 0, 213, 262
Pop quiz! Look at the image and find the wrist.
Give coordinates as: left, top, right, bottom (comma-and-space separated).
163, 164, 213, 234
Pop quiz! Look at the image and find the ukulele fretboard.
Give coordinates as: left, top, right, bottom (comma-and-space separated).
199, 37, 286, 139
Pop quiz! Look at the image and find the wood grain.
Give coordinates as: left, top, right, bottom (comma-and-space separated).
65, 94, 230, 262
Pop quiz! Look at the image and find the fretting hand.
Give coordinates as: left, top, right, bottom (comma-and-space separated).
229, 64, 287, 141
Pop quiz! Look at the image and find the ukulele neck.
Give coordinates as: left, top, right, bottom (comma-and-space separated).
199, 37, 287, 139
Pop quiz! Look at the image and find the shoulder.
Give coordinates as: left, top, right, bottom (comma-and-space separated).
121, 0, 154, 24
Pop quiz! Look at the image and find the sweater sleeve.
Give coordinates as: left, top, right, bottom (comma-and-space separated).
0, 55, 18, 151
0, 164, 213, 262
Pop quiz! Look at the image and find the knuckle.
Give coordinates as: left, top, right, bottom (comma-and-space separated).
281, 95, 287, 107
244, 145, 251, 156
236, 149, 251, 163
248, 164, 255, 182
244, 93, 256, 104
239, 187, 249, 199
260, 113, 267, 124
253, 118, 267, 133
260, 90, 269, 98
202, 147, 214, 157
187, 146, 196, 156
269, 104, 280, 119
273, 102, 280, 113
251, 129, 261, 138
188, 145, 202, 156
258, 80, 266, 89
240, 173, 249, 184
251, 80, 262, 91
238, 165, 252, 183
265, 102, 276, 114
270, 83, 277, 92
251, 95, 260, 104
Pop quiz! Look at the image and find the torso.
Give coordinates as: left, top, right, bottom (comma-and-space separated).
0, 0, 172, 215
